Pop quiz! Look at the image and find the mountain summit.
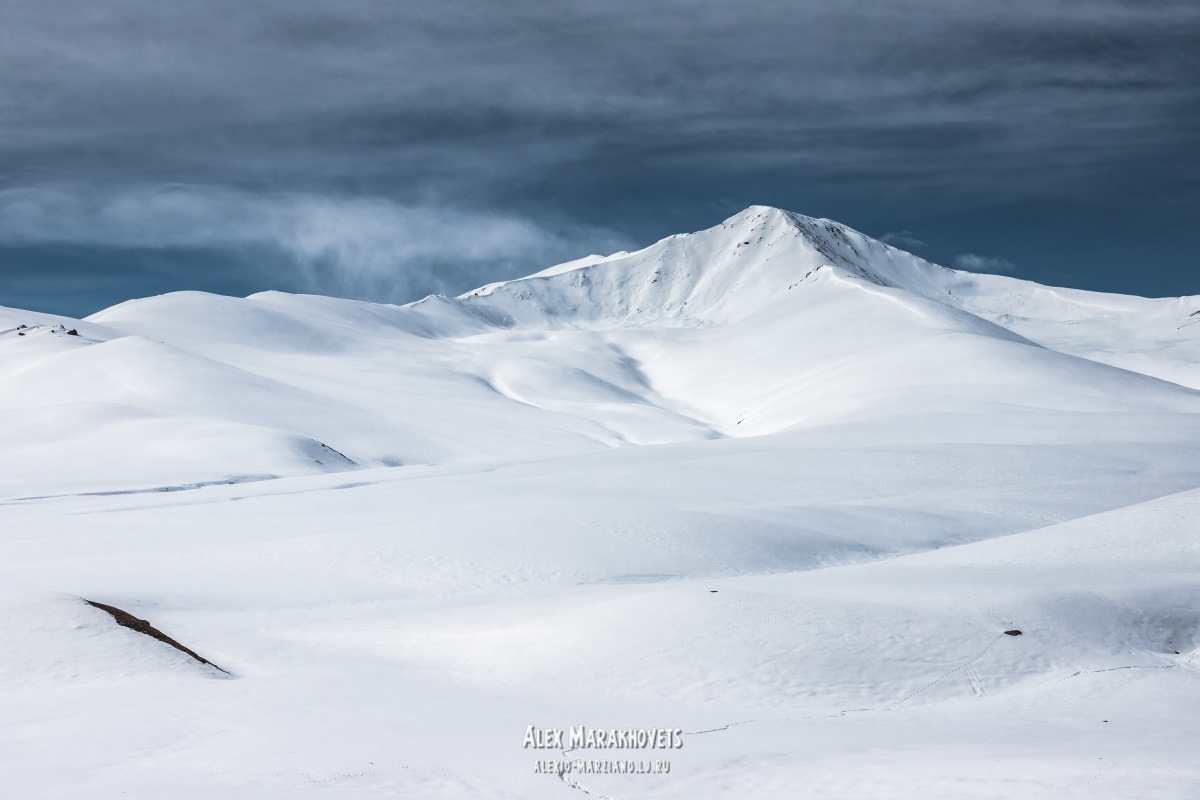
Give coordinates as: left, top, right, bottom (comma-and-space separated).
4, 207, 1199, 800
1, 206, 1197, 494
454, 206, 1200, 388
457, 206, 950, 326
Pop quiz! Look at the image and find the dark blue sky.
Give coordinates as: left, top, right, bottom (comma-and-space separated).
2, 0, 1198, 317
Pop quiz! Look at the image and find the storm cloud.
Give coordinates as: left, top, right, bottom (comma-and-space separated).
2, 0, 1198, 313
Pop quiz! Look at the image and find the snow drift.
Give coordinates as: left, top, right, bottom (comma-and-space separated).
1, 206, 1198, 799
2, 205, 1197, 494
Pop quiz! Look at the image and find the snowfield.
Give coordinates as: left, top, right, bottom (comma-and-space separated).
1, 206, 1197, 798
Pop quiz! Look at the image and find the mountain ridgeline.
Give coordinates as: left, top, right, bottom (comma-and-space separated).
1, 206, 1197, 495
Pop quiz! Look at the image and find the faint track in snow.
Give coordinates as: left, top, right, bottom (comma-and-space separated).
889, 632, 1007, 706
1137, 756, 1200, 785
685, 631, 1017, 738
551, 746, 622, 800
557, 772, 619, 799
965, 663, 987, 697
686, 641, 1199, 749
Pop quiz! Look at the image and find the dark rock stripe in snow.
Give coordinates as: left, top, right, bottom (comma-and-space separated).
85, 600, 230, 674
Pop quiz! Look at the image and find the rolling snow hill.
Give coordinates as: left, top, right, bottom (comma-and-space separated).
1, 206, 1198, 798
2, 205, 1198, 496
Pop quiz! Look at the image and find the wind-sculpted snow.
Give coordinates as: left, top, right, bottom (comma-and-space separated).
460, 205, 1200, 387
1, 207, 1199, 797
3, 205, 1197, 494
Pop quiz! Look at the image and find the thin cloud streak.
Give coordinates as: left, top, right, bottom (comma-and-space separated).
0, 1, 1197, 309
880, 231, 927, 250
954, 253, 1019, 275
0, 186, 629, 301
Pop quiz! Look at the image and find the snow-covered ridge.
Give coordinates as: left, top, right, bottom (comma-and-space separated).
457, 206, 954, 326
4, 207, 1200, 798
455, 205, 1200, 384
0, 205, 1197, 496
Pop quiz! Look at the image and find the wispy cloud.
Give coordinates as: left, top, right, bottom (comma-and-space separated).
0, 185, 628, 301
879, 230, 926, 250
1, 1, 1197, 309
953, 253, 1018, 274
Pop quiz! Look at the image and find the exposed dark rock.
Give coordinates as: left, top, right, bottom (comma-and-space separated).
85, 600, 230, 674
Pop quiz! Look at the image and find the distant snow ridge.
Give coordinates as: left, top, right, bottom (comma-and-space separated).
5, 206, 1200, 800
0, 205, 1197, 495
458, 206, 954, 326
457, 205, 1200, 384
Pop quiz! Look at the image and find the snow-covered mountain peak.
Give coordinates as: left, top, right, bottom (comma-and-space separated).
714, 205, 968, 291
0, 202, 1197, 498
453, 205, 954, 328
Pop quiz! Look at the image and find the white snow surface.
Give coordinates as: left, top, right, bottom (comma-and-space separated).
1, 206, 1198, 797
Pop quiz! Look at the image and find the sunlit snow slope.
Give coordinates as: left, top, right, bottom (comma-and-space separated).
1, 205, 1197, 495
1, 206, 1198, 799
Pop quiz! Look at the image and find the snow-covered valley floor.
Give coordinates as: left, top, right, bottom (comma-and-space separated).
1, 207, 1198, 798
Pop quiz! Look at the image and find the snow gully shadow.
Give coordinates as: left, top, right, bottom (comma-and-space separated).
85, 600, 231, 675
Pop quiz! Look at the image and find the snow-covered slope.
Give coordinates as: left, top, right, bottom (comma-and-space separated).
1, 206, 1198, 798
459, 205, 1200, 386
3, 205, 1197, 494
